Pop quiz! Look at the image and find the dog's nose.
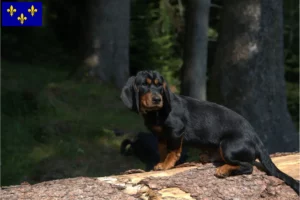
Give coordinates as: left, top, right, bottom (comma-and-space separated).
152, 96, 161, 104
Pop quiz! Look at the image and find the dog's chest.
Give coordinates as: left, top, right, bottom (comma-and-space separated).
143, 113, 167, 137
146, 121, 166, 137
150, 125, 164, 136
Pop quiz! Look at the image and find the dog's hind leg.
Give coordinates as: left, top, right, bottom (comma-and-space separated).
215, 137, 256, 178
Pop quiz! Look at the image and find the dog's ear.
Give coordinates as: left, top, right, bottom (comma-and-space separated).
162, 80, 172, 109
121, 76, 140, 113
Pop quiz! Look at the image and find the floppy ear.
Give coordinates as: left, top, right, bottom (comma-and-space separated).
162, 80, 172, 109
120, 76, 140, 113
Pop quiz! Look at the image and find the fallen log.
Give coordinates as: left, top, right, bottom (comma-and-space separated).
1, 153, 299, 200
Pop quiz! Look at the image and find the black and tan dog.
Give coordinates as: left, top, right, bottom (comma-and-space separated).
120, 70, 299, 194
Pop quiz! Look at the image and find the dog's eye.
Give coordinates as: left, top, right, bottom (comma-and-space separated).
142, 82, 147, 86
154, 79, 161, 86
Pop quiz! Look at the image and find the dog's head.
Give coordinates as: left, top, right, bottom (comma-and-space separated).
121, 71, 171, 114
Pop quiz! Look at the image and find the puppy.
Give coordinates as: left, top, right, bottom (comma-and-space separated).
120, 70, 299, 194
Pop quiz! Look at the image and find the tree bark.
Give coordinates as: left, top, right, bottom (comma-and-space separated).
83, 0, 130, 89
1, 153, 299, 200
180, 0, 210, 100
209, 0, 298, 153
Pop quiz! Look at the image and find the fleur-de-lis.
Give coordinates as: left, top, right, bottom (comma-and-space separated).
17, 13, 27, 25
28, 5, 38, 17
7, 5, 16, 16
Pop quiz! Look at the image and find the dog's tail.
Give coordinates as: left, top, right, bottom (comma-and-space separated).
120, 139, 133, 156
256, 140, 299, 195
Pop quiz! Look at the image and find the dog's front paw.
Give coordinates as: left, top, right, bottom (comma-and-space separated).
154, 162, 174, 171
153, 163, 165, 171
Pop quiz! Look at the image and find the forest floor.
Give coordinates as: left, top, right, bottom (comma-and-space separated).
2, 61, 151, 186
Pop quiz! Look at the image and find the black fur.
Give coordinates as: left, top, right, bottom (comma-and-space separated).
120, 132, 188, 171
121, 70, 299, 195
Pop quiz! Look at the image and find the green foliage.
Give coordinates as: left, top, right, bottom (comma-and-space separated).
130, 0, 182, 87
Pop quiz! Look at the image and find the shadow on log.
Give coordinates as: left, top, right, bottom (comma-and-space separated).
1, 153, 299, 200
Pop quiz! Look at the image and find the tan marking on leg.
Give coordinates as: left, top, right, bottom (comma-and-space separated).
154, 137, 183, 170
158, 140, 167, 162
215, 146, 240, 177
215, 164, 240, 177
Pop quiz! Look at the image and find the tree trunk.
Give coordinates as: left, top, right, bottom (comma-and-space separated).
83, 0, 130, 89
1, 153, 299, 199
209, 0, 298, 153
180, 0, 210, 100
